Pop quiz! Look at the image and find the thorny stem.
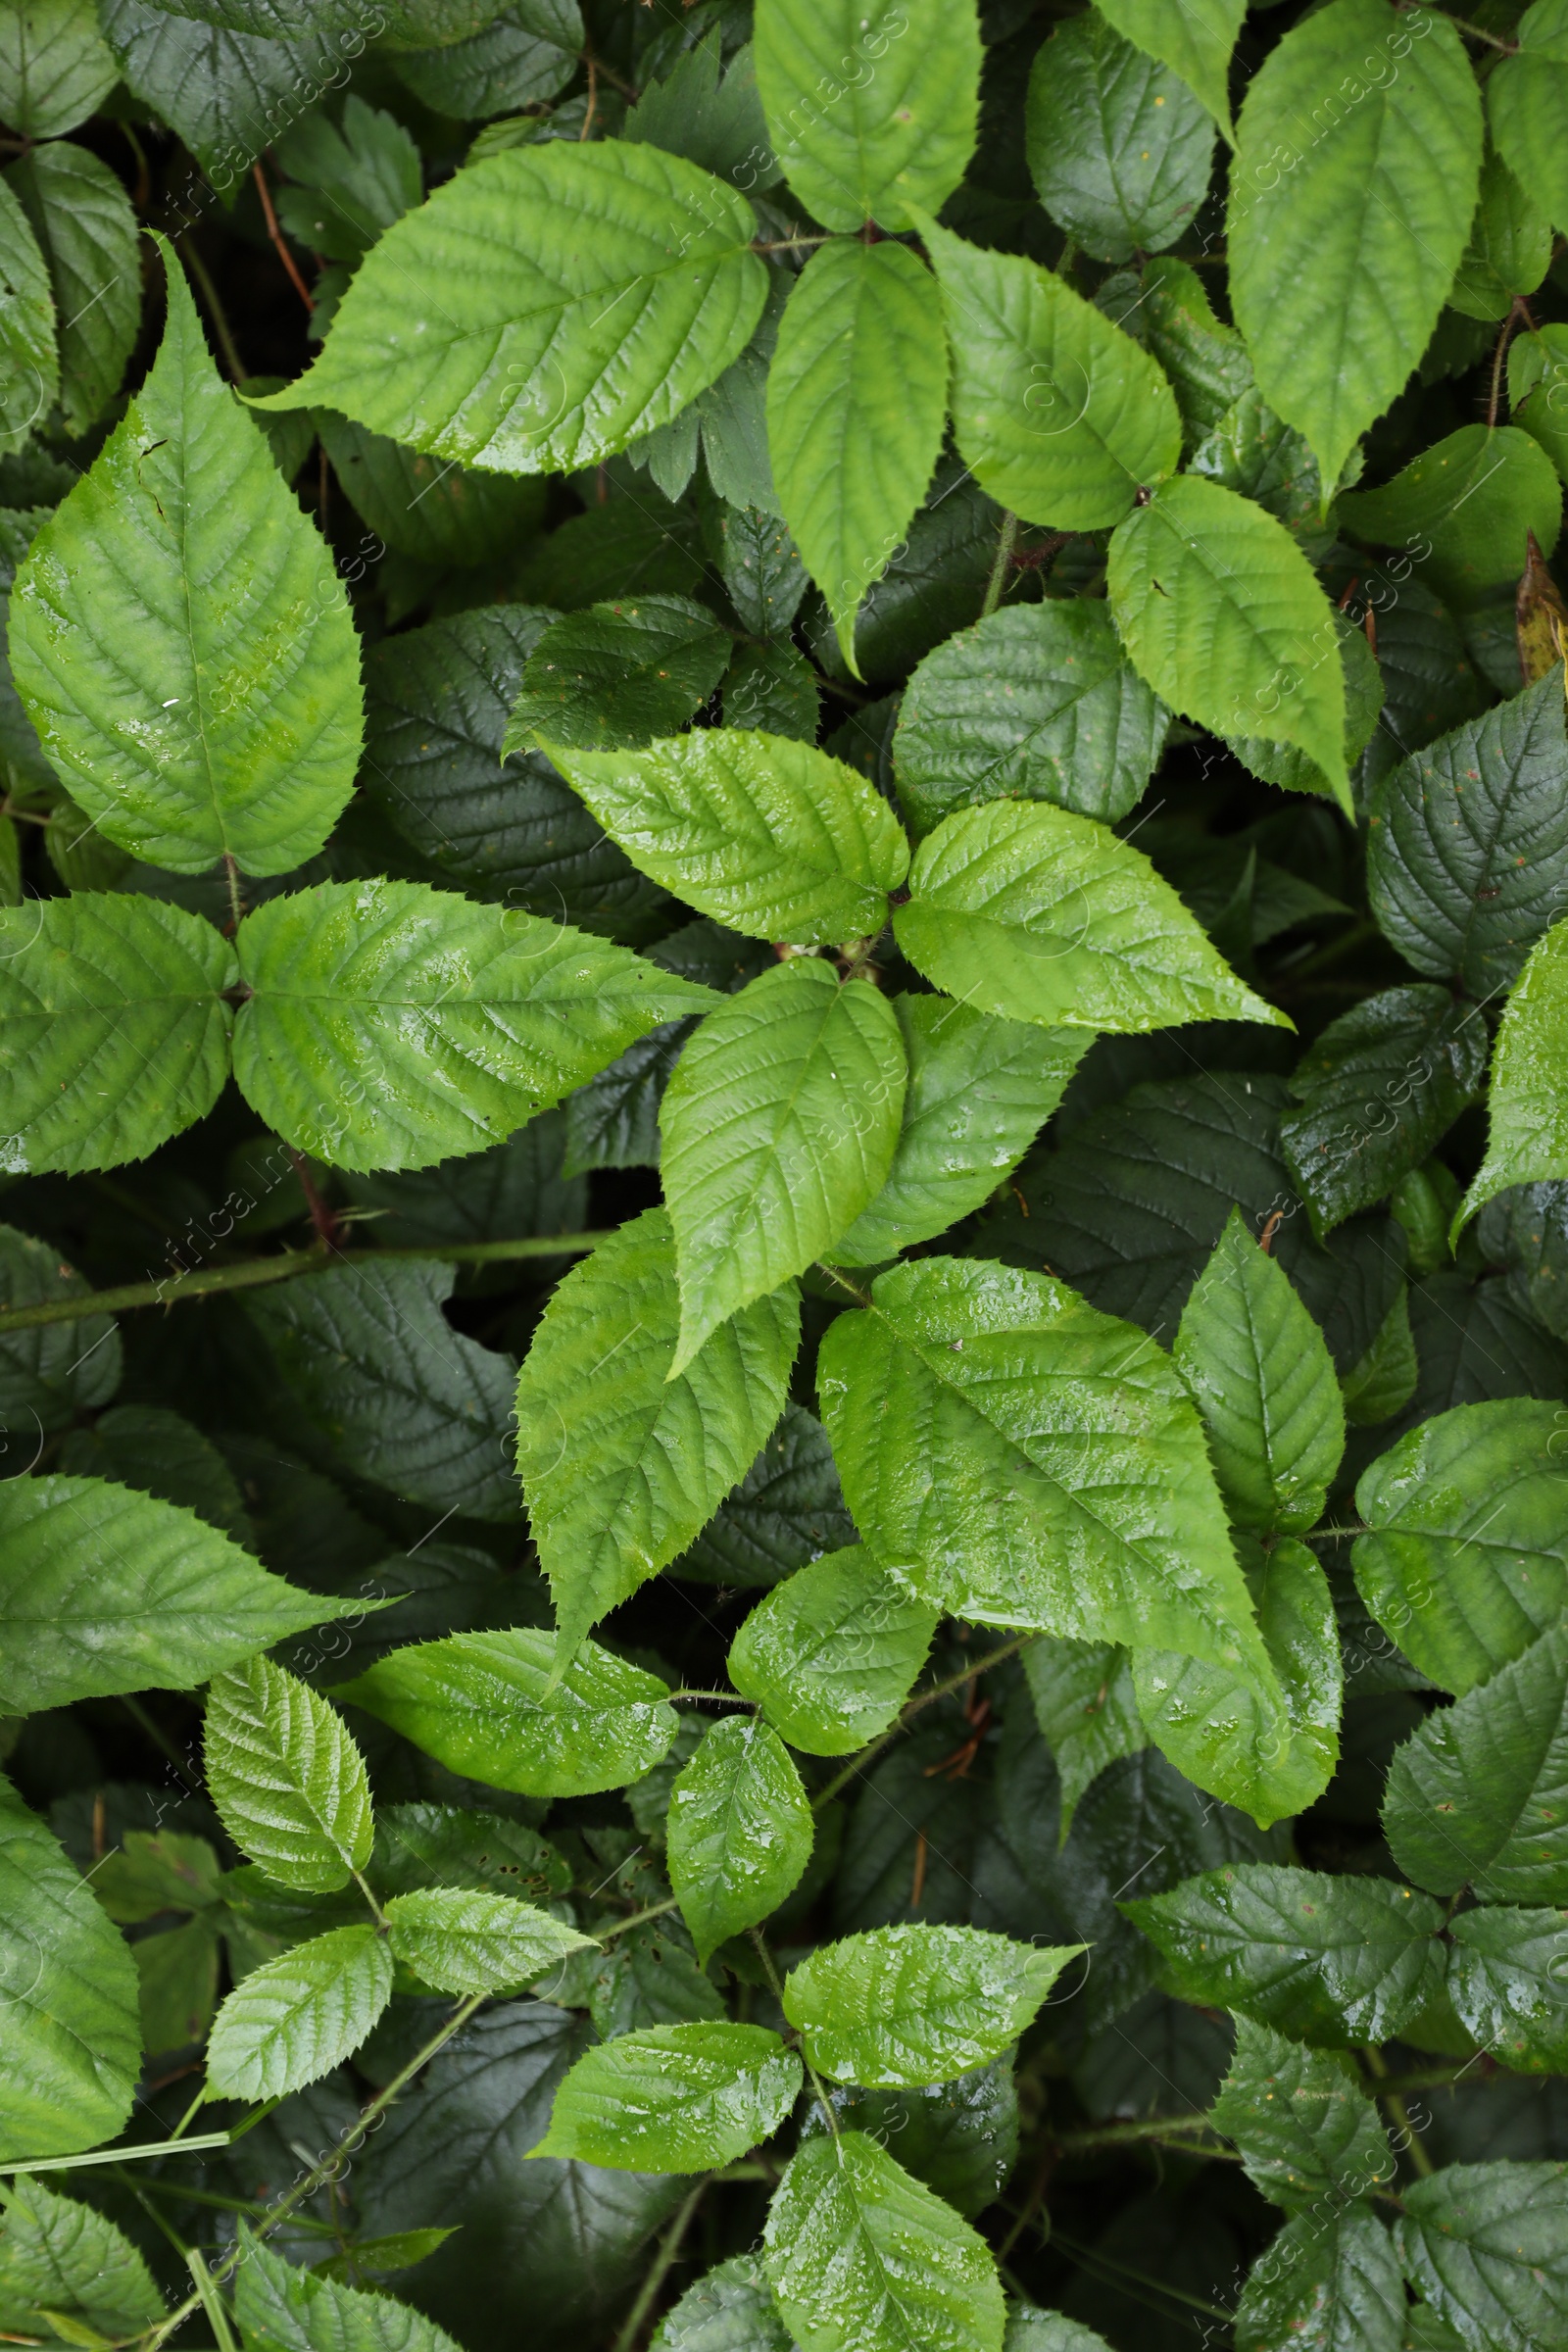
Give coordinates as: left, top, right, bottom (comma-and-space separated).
220, 850, 246, 931
810, 1634, 1036, 1811
981, 511, 1020, 618
1435, 8, 1517, 44
252, 162, 315, 312
611, 2178, 710, 2352
289, 1148, 345, 1250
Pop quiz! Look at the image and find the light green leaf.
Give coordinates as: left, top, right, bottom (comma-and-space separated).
1226, 608, 1386, 802
652, 2253, 795, 2352
892, 601, 1169, 840
667, 1715, 813, 1962
0, 1777, 140, 2163
1450, 143, 1552, 321
816, 1255, 1274, 1684
1490, 0, 1568, 234
0, 893, 235, 1176
1026, 13, 1214, 263
515, 1205, 799, 1657
918, 215, 1182, 529
1340, 425, 1560, 612
1235, 2208, 1405, 2352
533, 2022, 802, 2171
11, 244, 361, 877
728, 1546, 938, 1758
1210, 2020, 1394, 2212
784, 1925, 1083, 2087
1352, 1400, 1568, 1694
0, 2177, 162, 2345
1396, 2161, 1568, 2352
4, 141, 136, 436
1095, 0, 1244, 133
1446, 1907, 1568, 2074
1021, 1639, 1146, 1837
206, 1923, 393, 2101
1124, 1864, 1445, 2046
893, 800, 1286, 1033
766, 238, 948, 667
255, 142, 766, 474
662, 960, 906, 1374
539, 729, 910, 948
234, 2231, 464, 2352
763, 2131, 1004, 2352
0, 176, 56, 443
504, 596, 732, 753
0, 0, 118, 138
230, 880, 712, 1173
0, 1474, 344, 1714
1107, 472, 1351, 811
1381, 1620, 1568, 1903
752, 0, 981, 231
1173, 1206, 1346, 1534
384, 1888, 593, 1996
1004, 2315, 1113, 2352
336, 1627, 678, 1796
205, 1656, 373, 1894
1228, 0, 1481, 493
1460, 921, 1568, 1229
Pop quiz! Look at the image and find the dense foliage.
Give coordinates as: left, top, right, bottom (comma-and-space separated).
2, 0, 1568, 2345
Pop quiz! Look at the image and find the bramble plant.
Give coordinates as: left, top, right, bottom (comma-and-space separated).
2, 0, 1568, 2347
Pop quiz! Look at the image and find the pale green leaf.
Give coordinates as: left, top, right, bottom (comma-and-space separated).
0, 0, 118, 138
1446, 1906, 1568, 2074
1396, 2161, 1568, 2352
1021, 1639, 1146, 1837
504, 596, 732, 753
0, 175, 56, 443
230, 880, 712, 1173
1107, 472, 1350, 810
11, 244, 362, 877
1026, 13, 1214, 264
539, 729, 910, 948
728, 1545, 938, 1758
515, 1205, 799, 1656
918, 215, 1182, 530
255, 142, 766, 473
783, 1925, 1083, 2087
0, 1474, 344, 1713
652, 2253, 795, 2352
1490, 0, 1568, 235
1095, 0, 1245, 133
4, 141, 136, 435
533, 2022, 802, 2171
384, 1888, 593, 1995
1340, 425, 1560, 612
766, 238, 948, 666
662, 960, 906, 1373
336, 1627, 678, 1797
205, 1656, 373, 1893
1460, 920, 1568, 1229
667, 1715, 813, 1962
234, 2231, 465, 2352
206, 1922, 393, 2101
0, 2177, 162, 2345
893, 800, 1286, 1032
0, 893, 235, 1176
1210, 2020, 1394, 2212
752, 0, 981, 231
1228, 0, 1482, 492
1004, 2314, 1112, 2352
1235, 2208, 1405, 2352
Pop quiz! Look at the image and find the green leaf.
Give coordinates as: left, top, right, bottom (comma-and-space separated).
1446, 1907, 1568, 2074
207, 1922, 394, 2101
1235, 2208, 1406, 2352
0, 893, 235, 1176
317, 413, 541, 564
0, 2178, 162, 2345
0, 1223, 119, 1437
708, 503, 807, 639
256, 142, 766, 473
766, 238, 948, 666
0, 1775, 141, 2162
652, 2253, 794, 2352
895, 799, 1285, 1034
675, 1400, 857, 1588
373, 1803, 571, 1903
816, 1255, 1274, 1682
205, 1656, 373, 1893
1450, 144, 1552, 322
783, 1924, 1083, 2087
5, 141, 136, 436
1396, 2161, 1568, 2352
724, 639, 820, 741
753, 0, 981, 231
98, 2, 351, 183
917, 216, 1182, 529
244, 1260, 520, 1522
1172, 1206, 1346, 1534
622, 26, 776, 192
1341, 1283, 1419, 1429
11, 244, 362, 877
336, 1627, 678, 1797
1462, 920, 1568, 1228
1025, 13, 1214, 264
1004, 2315, 1113, 2352
1136, 254, 1253, 448
1210, 2020, 1394, 2212
533, 2022, 802, 2171
1124, 1864, 1445, 2046
90, 1829, 220, 1925
0, 0, 117, 138
1490, 0, 1568, 235
662, 960, 906, 1372
1281, 987, 1489, 1237
1352, 1400, 1568, 1694
384, 1888, 593, 1996
1381, 1620, 1568, 1902
892, 601, 1169, 839
0, 175, 56, 443
728, 1546, 938, 1758
1021, 1639, 1146, 1837
538, 729, 910, 948
514, 1205, 799, 1655
504, 597, 733, 753
61, 1405, 249, 1541
0, 1474, 343, 1713
763, 2130, 1004, 2352
830, 998, 1087, 1265
1227, 610, 1387, 803
1228, 0, 1481, 494
135, 1913, 220, 2056
234, 2231, 464, 2352
1107, 473, 1351, 812
230, 880, 711, 1172
667, 1715, 813, 1962
1340, 426, 1561, 613
1095, 0, 1244, 133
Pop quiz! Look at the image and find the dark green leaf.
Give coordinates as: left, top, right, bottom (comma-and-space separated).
506, 597, 732, 753
1235, 2207, 1405, 2352
5, 141, 135, 434
1026, 14, 1213, 264
1396, 2160, 1568, 2352
674, 1402, 857, 1590
1447, 1907, 1568, 2074
1210, 2019, 1394, 2211
0, 2177, 162, 2344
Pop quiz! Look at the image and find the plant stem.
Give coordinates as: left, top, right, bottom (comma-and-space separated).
750, 1929, 840, 2141
810, 1634, 1036, 1810
0, 1233, 614, 1335
186, 2247, 241, 2351
981, 510, 1019, 618
252, 161, 315, 312
0, 2129, 234, 2178
611, 2177, 710, 2352
177, 237, 248, 384
600, 1893, 680, 1940
1050, 2112, 1229, 2154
